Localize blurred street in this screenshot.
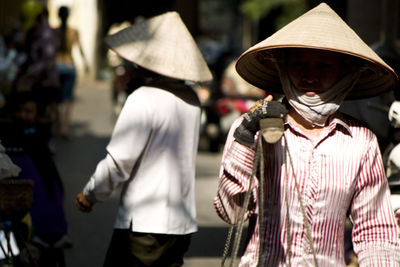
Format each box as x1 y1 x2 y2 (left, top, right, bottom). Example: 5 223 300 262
1 1 397 266
52 78 229 267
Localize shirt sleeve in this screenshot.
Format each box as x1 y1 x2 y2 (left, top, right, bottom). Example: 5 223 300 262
350 135 400 266
83 90 153 203
214 116 259 224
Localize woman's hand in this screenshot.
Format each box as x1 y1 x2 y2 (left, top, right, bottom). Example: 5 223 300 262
233 94 287 147
75 191 94 213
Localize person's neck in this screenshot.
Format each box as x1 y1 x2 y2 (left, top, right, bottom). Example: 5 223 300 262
287 108 326 139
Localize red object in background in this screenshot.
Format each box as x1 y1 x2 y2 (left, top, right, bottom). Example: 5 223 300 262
216 97 252 116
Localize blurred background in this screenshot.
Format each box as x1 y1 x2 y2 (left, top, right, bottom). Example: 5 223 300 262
0 1 399 266
1 0 398 77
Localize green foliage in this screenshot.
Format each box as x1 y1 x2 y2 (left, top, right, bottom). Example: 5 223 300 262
241 0 308 28
275 1 308 29
241 0 282 22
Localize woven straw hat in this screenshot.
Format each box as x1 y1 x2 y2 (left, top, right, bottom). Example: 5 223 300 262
104 12 212 83
236 3 398 99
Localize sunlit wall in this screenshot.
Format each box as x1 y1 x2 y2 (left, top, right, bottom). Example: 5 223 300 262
48 0 98 79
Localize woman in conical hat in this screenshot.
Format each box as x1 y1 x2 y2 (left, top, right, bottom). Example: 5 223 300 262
75 12 212 267
214 3 399 266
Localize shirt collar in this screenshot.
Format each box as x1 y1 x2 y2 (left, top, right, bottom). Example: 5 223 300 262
284 111 353 138
327 112 352 137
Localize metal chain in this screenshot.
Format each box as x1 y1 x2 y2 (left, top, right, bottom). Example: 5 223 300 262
230 140 262 267
221 139 262 267
221 225 234 266
221 134 319 267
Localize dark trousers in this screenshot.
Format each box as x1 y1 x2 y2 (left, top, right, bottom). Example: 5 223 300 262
103 229 191 267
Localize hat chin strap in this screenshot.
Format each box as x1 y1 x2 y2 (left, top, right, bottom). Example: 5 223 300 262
277 65 362 127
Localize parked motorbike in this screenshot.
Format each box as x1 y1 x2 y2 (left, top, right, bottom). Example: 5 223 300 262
388 173 400 236
384 101 400 236
196 57 270 152
196 85 262 152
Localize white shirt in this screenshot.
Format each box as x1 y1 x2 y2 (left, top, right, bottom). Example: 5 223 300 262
83 82 201 235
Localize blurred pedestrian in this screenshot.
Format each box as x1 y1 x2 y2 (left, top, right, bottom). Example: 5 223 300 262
214 3 399 266
0 34 19 108
14 7 60 127
75 12 212 267
0 91 69 266
55 5 89 138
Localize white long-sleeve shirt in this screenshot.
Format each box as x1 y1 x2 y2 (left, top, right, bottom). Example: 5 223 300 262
83 81 201 235
214 112 400 266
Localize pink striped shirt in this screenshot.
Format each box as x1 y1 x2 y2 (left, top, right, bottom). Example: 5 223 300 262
214 112 400 266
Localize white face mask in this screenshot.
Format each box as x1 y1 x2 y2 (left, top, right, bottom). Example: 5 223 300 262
277 64 362 127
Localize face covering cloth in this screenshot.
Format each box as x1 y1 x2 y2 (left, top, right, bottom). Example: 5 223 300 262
276 63 362 127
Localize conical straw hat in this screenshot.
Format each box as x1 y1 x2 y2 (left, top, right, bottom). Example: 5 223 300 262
104 12 212 83
236 3 398 99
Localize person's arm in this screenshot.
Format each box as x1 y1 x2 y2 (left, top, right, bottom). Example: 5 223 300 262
214 98 287 224
76 90 152 210
213 116 259 224
350 135 400 266
73 29 89 73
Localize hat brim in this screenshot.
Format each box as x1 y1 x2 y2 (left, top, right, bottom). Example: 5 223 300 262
236 45 398 99
235 3 399 100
